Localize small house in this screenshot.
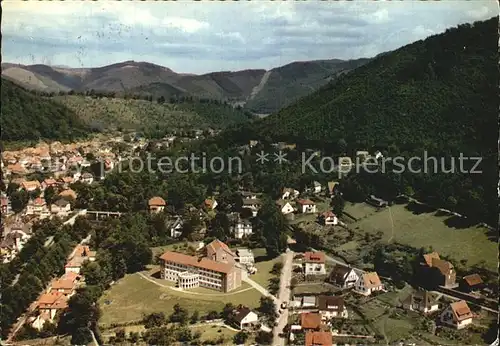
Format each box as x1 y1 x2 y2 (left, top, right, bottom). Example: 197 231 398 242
303 251 326 276
460 274 484 293
277 200 295 215
302 296 317 308
421 252 456 288
51 199 71 216
305 331 333 346
313 181 322 194
231 218 253 239
297 199 317 214
81 172 94 184
233 306 259 330
235 248 254 266
148 196 166 213
282 188 299 200
316 295 348 320
402 290 440 314
318 211 338 226
21 180 42 192
328 265 359 289
300 312 322 331
205 239 236 264
440 300 473 329
203 198 218 211
366 195 388 207
354 272 383 296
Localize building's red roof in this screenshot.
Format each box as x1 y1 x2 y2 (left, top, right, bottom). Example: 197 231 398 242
160 251 234 274
304 251 325 264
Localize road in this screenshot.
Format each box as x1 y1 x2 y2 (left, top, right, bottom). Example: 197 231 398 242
272 249 294 346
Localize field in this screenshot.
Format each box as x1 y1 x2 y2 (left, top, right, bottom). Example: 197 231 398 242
251 248 282 288
99 269 263 328
343 203 496 271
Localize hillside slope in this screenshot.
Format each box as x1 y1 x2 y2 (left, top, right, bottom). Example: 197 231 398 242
222 17 499 224
53 95 252 133
245 58 370 113
0 78 90 141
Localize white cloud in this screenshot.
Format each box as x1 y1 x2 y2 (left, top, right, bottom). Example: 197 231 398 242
1 1 498 74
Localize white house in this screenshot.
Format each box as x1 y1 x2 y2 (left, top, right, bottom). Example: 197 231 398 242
231 218 253 239
236 248 255 266
297 199 317 214
402 290 440 314
319 211 338 226
282 188 299 200
233 307 259 330
278 201 295 215
329 265 359 289
440 300 473 329
317 295 348 320
51 199 72 217
170 217 183 238
242 199 261 217
355 272 384 296
313 181 322 194
303 252 326 276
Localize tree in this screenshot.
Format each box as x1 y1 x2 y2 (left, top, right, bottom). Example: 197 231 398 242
170 303 189 325
222 303 235 323
255 331 273 344
144 312 167 329
257 197 287 257
44 186 57 205
190 310 200 324
10 190 29 213
270 262 284 275
233 331 249 344
206 310 219 320
258 296 277 321
331 194 345 216
157 96 166 104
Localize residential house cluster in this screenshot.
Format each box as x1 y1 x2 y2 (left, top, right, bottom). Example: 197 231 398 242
28 243 96 330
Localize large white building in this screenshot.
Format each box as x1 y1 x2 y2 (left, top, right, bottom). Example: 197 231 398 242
160 251 242 292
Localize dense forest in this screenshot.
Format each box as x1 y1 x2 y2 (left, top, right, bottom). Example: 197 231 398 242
0 79 91 141
209 17 499 225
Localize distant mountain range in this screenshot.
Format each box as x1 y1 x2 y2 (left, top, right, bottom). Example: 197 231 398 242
1 58 370 113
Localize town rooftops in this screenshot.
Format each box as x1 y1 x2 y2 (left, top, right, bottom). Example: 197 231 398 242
43 178 58 186
305 331 333 346
463 274 483 287
22 180 41 190
300 312 322 329
37 291 68 310
54 199 70 207
31 197 46 206
297 199 315 205
450 300 473 321
304 251 325 264
160 251 234 274
361 272 382 289
148 196 166 206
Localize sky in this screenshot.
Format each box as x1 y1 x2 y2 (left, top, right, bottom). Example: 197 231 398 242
2 0 499 74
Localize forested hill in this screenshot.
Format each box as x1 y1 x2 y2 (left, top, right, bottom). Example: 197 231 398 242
215 17 499 224
1 78 90 141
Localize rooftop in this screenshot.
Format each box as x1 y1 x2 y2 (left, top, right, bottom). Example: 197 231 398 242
160 251 234 274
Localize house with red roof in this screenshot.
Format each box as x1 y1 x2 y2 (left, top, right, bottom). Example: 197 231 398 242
297 199 317 214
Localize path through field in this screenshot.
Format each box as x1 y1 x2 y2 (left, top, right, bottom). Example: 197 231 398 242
248 70 272 101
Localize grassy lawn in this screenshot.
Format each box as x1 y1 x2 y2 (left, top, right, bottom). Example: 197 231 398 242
348 203 496 270
251 248 282 288
343 202 379 220
99 272 262 327
191 325 238 345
